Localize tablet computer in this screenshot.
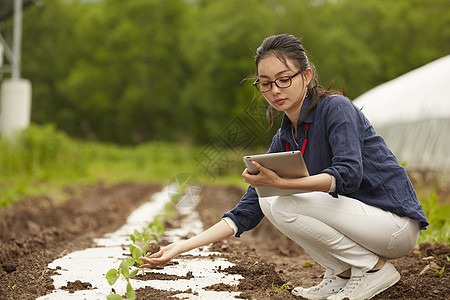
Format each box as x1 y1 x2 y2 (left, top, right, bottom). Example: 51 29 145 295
242 150 309 197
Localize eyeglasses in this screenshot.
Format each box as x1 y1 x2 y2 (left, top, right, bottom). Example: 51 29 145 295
253 71 301 93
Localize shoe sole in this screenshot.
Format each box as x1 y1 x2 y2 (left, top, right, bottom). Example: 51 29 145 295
364 270 401 300
292 287 336 299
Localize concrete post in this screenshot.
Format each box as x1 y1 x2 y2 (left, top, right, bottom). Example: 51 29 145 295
0 79 32 138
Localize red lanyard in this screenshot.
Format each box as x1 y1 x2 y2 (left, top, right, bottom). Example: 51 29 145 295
286 122 309 155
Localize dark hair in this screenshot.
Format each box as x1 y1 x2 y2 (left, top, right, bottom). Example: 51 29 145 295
255 34 342 127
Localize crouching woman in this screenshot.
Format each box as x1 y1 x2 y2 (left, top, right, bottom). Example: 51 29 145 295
140 34 428 300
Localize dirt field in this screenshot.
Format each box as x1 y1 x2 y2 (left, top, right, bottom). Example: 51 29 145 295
0 182 448 299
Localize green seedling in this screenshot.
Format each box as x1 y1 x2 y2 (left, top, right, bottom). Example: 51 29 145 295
272 278 292 293
105 243 149 299
106 241 154 298
130 217 165 243
130 242 152 275
106 294 124 300
275 282 292 293
105 186 183 299
7 284 17 291
106 257 138 300
430 266 445 278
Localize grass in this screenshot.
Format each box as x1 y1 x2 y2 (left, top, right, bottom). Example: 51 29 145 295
0 124 246 206
0 124 448 245
418 192 450 245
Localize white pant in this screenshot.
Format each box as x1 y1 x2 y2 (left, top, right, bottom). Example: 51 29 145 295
259 192 420 274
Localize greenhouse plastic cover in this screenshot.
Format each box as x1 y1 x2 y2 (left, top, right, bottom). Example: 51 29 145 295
353 55 450 173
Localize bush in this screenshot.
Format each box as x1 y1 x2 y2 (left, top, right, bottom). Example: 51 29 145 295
419 193 450 245
0 124 88 206
1 124 87 176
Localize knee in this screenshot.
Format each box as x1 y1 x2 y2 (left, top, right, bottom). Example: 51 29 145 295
270 195 301 224
258 196 274 218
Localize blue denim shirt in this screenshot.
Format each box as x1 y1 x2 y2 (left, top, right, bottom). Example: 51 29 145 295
223 94 428 237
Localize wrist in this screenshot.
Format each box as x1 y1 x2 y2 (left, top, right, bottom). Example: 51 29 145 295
277 177 288 189
175 240 191 254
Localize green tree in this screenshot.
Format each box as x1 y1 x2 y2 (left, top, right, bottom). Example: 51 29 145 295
298 0 450 98
179 0 278 144
21 0 88 133
60 0 189 143
18 0 450 145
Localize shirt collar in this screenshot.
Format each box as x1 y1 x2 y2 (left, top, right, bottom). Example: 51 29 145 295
280 96 314 130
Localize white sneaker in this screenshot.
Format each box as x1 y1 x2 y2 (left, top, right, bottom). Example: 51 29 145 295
292 269 348 299
327 262 400 300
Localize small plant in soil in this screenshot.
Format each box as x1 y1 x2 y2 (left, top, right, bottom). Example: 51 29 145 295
106 242 151 300
430 266 445 278
272 278 292 293
130 216 165 243
105 185 183 299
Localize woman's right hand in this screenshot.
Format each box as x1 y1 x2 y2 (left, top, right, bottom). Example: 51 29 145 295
138 219 235 269
139 242 184 269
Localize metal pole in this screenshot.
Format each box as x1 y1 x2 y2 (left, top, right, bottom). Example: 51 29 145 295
0 33 14 64
12 0 23 79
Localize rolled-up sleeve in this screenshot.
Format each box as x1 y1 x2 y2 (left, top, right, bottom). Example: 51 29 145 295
222 217 238 235
222 186 264 237
321 97 365 196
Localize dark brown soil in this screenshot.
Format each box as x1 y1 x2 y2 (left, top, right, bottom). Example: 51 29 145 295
0 183 449 299
134 271 194 281
60 280 94 293
0 182 162 299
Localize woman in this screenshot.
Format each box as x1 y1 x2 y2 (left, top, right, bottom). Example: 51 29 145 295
140 34 428 300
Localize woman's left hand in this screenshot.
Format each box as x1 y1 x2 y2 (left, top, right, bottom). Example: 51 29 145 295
242 161 282 188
